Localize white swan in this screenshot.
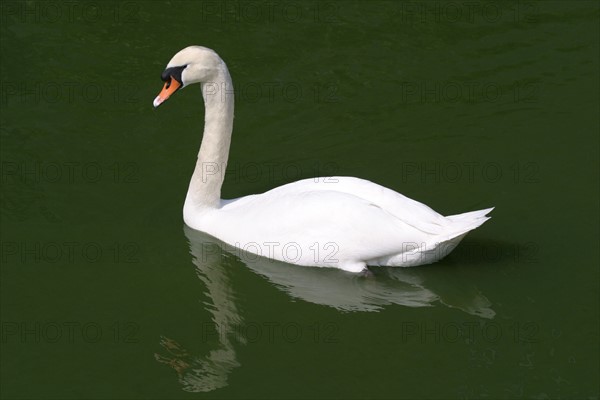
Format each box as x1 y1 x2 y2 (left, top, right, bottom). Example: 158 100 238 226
154 46 493 273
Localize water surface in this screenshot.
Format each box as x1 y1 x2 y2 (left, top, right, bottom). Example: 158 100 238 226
1 1 598 398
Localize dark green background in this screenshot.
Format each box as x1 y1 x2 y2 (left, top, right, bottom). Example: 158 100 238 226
1 0 598 398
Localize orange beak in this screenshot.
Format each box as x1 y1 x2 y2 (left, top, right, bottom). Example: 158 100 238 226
153 77 182 108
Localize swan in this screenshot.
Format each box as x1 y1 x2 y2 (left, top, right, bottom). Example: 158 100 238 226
154 45 493 273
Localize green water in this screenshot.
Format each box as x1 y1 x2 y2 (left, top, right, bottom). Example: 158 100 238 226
1 0 598 398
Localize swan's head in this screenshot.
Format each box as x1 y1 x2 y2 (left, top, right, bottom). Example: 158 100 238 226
153 46 223 108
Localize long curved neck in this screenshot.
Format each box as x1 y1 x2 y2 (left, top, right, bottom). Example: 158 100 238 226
186 63 234 209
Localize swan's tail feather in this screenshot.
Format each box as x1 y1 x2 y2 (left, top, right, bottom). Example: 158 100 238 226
380 207 494 267
440 207 494 242
446 207 494 223
427 208 493 264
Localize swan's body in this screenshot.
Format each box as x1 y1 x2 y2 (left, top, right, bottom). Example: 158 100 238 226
154 46 493 273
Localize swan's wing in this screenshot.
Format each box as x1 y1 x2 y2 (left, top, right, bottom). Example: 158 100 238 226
213 189 434 265
293 177 493 238
223 177 448 234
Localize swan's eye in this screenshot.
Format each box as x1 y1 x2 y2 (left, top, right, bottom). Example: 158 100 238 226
161 65 187 84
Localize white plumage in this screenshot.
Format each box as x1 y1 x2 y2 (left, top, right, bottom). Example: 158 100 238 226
154 46 493 273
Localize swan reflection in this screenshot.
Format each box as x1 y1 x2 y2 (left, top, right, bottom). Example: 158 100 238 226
184 226 495 317
154 227 245 392
156 226 495 392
